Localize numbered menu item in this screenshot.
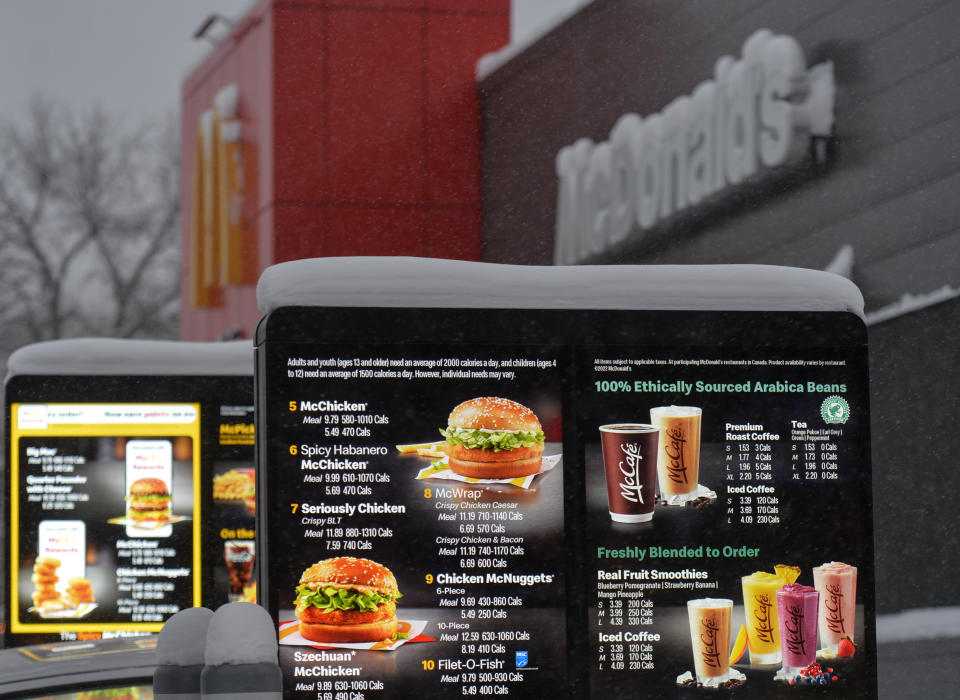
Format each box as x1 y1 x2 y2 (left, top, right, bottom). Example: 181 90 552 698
255 257 876 699
258 335 568 698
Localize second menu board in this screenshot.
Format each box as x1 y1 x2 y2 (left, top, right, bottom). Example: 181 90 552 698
256 308 876 699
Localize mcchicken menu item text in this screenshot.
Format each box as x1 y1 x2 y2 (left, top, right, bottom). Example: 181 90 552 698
256 300 877 699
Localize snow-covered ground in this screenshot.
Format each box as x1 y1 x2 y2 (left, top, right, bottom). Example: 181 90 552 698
877 606 960 643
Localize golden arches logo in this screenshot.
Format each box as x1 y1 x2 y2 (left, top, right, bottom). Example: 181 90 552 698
190 84 254 307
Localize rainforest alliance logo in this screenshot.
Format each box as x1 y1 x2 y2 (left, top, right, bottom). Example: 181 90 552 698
821 396 850 424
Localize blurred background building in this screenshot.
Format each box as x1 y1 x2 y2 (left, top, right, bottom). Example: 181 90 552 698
178 0 960 620
0 0 956 695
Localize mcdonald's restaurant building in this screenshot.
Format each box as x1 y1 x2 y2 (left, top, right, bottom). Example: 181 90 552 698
180 0 510 337
181 0 960 613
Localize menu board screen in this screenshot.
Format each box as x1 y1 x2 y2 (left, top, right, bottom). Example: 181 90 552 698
257 308 875 699
260 342 569 696
581 346 873 697
4 372 256 648
8 403 201 638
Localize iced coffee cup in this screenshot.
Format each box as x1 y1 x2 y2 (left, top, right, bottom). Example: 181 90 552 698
598 424 659 523
649 406 701 502
777 583 819 672
687 598 732 684
813 561 857 650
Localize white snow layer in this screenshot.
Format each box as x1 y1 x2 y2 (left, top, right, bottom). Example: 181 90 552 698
157 607 214 666
877 606 960 643
865 285 960 326
180 0 260 83
256 257 864 318
205 602 278 666
6 338 253 378
477 0 596 81
823 244 854 280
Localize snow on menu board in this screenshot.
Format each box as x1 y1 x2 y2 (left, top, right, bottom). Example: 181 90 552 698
255 257 864 315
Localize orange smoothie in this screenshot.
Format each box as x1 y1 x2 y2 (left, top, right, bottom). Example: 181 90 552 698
741 570 789 665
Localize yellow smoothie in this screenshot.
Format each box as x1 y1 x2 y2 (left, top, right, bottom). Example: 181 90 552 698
741 570 789 665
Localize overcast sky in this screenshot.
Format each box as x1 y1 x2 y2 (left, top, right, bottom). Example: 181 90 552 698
0 0 581 126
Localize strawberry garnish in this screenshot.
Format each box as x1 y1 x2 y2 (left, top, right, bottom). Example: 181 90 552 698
837 636 857 657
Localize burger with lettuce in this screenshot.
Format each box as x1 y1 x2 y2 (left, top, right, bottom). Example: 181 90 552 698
295 557 401 642
126 477 171 524
441 396 545 479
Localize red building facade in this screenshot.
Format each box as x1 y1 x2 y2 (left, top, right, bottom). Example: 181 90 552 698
180 0 509 339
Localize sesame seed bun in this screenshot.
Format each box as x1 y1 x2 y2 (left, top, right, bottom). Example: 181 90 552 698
298 557 399 598
445 397 544 479
295 558 400 643
128 477 169 496
447 397 542 433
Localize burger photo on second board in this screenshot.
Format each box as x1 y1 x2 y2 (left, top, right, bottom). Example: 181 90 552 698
295 557 402 642
125 477 172 524
441 397 545 479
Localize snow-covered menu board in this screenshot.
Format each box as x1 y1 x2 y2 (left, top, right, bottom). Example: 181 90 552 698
256 301 876 699
4 340 256 647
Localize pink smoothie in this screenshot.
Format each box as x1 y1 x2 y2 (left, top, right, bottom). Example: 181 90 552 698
813 561 857 649
777 583 819 670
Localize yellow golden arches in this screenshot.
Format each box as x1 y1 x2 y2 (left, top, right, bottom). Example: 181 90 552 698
189 84 250 308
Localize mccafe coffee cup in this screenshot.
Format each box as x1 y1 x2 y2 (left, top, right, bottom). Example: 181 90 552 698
598 424 659 523
649 405 702 500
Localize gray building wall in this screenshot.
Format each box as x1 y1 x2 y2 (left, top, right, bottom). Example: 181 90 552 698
868 297 960 612
479 0 960 614
479 0 960 312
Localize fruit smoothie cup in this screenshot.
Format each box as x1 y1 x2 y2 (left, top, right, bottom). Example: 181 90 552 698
813 561 857 650
777 583 819 672
741 571 786 664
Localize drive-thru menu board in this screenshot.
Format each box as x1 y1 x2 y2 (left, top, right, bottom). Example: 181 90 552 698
8 402 202 638
4 340 256 647
256 303 876 700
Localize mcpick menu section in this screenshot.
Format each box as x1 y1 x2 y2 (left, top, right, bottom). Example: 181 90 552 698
257 308 876 699
7 402 202 642
209 402 258 606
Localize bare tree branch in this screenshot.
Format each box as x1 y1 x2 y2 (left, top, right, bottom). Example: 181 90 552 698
0 97 180 354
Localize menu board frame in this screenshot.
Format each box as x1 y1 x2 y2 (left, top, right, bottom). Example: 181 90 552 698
255 306 876 699
3 373 255 647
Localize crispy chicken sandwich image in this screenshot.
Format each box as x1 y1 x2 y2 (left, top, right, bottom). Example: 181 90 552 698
126 477 172 524
441 396 545 478
295 557 401 643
